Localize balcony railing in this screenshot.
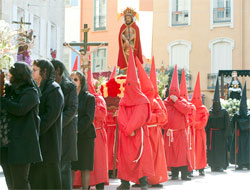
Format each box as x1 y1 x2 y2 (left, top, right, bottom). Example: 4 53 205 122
213 7 231 23
172 10 189 26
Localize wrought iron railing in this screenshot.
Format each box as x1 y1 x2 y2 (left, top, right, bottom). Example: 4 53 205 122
213 7 231 23
172 10 189 26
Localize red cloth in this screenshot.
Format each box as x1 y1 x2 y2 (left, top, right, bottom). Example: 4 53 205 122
105 110 117 170
72 56 78 71
117 22 143 70
194 105 209 170
117 104 154 183
73 95 109 187
163 98 192 168
147 99 168 184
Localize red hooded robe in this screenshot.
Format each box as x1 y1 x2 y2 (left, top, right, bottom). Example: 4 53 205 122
191 73 209 170
163 65 192 168
117 47 154 183
117 22 143 70
136 57 168 185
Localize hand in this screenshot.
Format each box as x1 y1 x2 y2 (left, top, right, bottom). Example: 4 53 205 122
170 95 178 102
63 42 69 46
130 131 135 136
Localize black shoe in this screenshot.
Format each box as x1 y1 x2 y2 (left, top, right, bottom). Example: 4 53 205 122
151 184 163 188
199 169 205 176
117 184 130 190
132 184 140 187
181 176 192 181
171 176 178 180
188 171 194 177
236 166 243 170
141 185 149 190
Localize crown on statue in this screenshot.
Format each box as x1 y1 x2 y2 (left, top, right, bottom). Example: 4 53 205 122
123 7 137 17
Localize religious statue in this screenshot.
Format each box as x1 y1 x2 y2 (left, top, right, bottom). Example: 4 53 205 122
117 7 143 73
64 42 104 73
228 71 242 100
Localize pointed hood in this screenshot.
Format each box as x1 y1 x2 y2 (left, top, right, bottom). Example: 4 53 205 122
87 62 97 96
109 65 117 80
136 57 154 104
150 56 159 98
169 65 180 97
239 82 248 116
212 77 221 112
119 47 149 106
180 68 188 101
191 72 202 107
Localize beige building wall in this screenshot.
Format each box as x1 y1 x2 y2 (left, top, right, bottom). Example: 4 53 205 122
152 0 250 107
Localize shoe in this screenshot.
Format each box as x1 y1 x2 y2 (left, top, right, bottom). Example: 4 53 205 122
236 166 243 170
181 176 192 181
132 184 140 187
188 171 194 177
217 168 224 172
117 184 130 190
141 185 149 190
199 169 205 176
151 184 163 188
171 176 178 180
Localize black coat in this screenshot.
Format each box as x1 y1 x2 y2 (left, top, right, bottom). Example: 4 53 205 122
39 80 64 163
206 108 230 169
1 85 42 164
60 78 78 161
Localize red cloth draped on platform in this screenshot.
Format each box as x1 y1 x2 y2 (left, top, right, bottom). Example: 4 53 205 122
136 57 168 184
117 22 143 70
117 47 154 183
163 65 192 168
191 73 209 170
73 65 109 188
180 69 196 171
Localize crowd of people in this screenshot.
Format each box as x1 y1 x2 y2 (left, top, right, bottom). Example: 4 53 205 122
0 48 250 190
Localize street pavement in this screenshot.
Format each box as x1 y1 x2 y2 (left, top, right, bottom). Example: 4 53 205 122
0 165 249 190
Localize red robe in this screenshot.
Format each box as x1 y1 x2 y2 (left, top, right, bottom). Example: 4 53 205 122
147 99 168 184
194 105 209 170
163 98 192 168
187 103 196 170
73 95 109 187
117 22 143 70
117 104 154 183
105 109 117 171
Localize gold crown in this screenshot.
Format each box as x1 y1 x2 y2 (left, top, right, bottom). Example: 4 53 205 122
123 7 137 17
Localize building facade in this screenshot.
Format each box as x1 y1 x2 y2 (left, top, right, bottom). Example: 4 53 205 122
0 0 65 61
152 0 250 106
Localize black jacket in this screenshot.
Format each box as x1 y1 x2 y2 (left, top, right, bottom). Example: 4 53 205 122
60 78 78 161
39 80 64 163
78 90 96 138
1 85 42 164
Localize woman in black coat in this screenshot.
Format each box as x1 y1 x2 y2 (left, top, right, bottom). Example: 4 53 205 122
0 62 42 189
29 59 64 189
71 71 96 190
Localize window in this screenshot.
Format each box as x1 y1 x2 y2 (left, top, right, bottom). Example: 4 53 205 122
50 23 57 51
209 38 234 74
92 48 107 72
169 0 191 26
210 0 233 29
93 0 107 31
33 16 40 55
17 7 25 22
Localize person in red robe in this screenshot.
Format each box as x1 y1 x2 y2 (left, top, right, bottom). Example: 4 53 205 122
180 69 196 177
163 65 192 181
73 64 109 189
117 7 143 72
191 73 209 176
135 57 168 187
117 47 154 190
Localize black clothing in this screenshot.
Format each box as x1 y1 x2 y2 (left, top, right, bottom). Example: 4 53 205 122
72 89 96 171
1 85 42 164
60 78 78 162
206 109 230 170
228 79 242 100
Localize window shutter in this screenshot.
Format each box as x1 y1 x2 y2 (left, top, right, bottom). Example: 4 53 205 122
56 26 61 59
47 21 51 58
12 6 18 29
40 18 47 57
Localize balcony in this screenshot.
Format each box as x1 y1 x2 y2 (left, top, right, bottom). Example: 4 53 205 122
213 7 231 23
172 10 189 26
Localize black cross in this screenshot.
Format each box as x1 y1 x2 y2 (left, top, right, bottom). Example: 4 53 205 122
12 17 31 30
64 24 108 52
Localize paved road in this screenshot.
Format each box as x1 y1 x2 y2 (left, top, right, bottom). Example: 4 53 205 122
0 165 249 190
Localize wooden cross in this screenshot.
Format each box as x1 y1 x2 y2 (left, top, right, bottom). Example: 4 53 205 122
12 17 31 31
64 24 108 52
